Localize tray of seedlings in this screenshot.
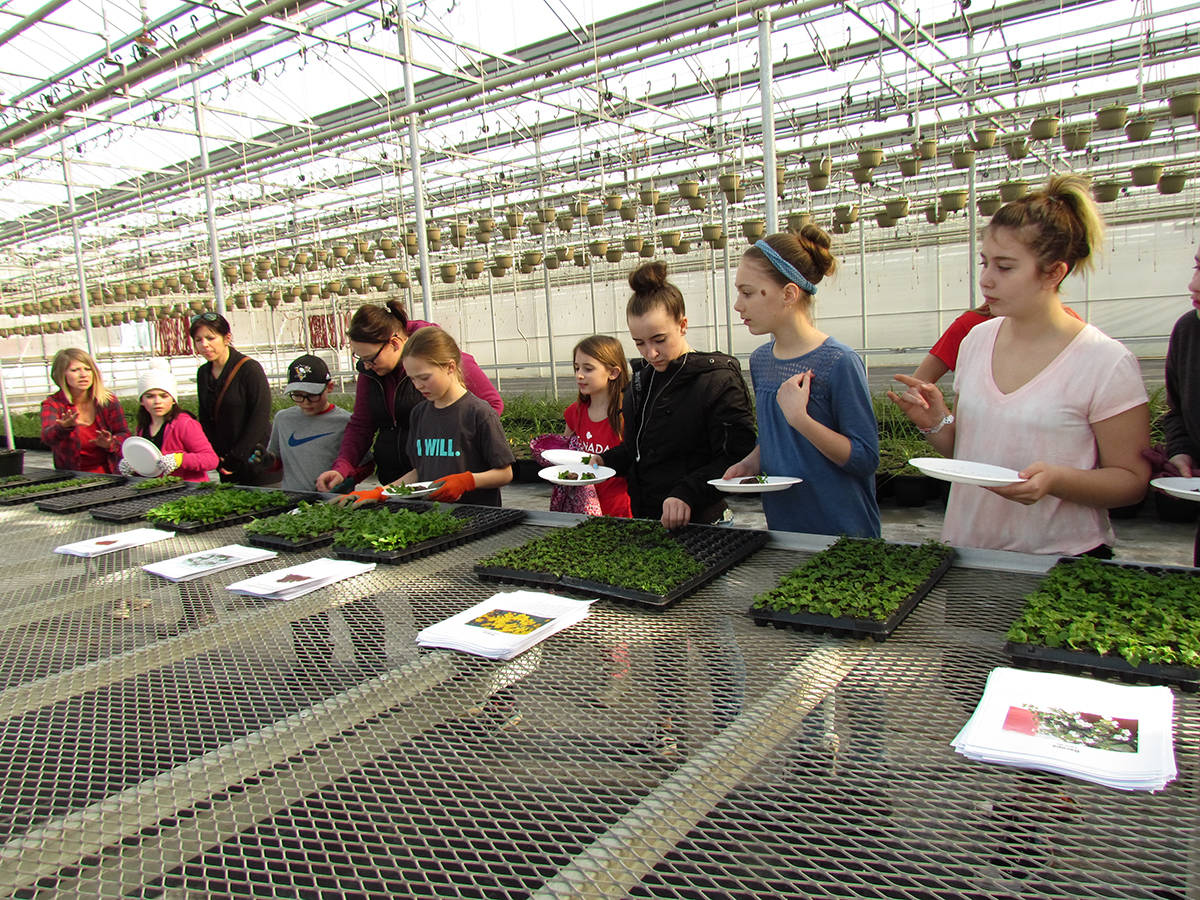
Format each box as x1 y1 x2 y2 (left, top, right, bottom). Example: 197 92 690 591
141 484 301 534
0 473 125 506
1005 556 1200 691
36 475 190 513
244 500 361 552
0 469 73 490
748 537 955 641
475 516 769 608
331 503 526 564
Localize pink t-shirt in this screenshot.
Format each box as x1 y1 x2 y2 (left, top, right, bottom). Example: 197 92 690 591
944 318 1147 555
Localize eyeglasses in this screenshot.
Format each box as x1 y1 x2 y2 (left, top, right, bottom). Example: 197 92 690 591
189 312 222 325
289 391 323 403
352 337 394 367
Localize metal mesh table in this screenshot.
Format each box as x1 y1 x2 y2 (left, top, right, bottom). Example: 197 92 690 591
0 504 1194 898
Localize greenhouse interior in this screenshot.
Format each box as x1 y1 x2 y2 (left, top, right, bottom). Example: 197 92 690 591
0 0 1197 896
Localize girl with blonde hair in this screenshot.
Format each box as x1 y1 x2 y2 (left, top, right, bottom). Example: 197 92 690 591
40 348 129 473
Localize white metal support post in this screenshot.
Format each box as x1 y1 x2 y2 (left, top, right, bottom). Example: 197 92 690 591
398 3 433 320
717 92 734 355
534 135 558 399
758 8 778 234
60 137 96 354
486 268 501 387
191 63 225 315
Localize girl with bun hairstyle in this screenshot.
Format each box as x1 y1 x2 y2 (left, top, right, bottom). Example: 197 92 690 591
316 300 503 492
40 348 129 473
723 227 880 537
889 174 1150 556
598 261 756 528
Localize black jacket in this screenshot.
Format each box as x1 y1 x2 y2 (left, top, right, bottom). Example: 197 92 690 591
604 350 756 523
197 346 273 485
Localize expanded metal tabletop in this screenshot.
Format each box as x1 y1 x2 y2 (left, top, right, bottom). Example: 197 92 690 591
0 502 1194 898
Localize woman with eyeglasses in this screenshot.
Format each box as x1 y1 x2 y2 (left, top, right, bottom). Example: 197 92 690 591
190 312 273 485
315 300 503 492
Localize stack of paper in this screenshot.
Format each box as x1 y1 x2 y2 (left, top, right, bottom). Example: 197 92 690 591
952 667 1177 792
143 544 278 582
54 527 175 558
225 558 375 601
417 590 595 660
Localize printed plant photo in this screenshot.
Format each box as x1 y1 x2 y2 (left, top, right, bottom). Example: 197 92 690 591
1002 705 1139 753
181 552 236 570
467 609 553 636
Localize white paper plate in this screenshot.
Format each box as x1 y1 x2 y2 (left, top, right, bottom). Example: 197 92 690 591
538 464 616 486
909 457 1026 487
541 448 596 466
383 481 439 498
1151 477 1200 503
707 475 803 493
122 436 163 476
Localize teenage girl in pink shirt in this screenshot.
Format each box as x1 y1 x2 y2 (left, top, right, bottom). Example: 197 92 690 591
889 174 1150 556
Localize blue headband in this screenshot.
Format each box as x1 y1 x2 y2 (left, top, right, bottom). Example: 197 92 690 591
754 239 818 295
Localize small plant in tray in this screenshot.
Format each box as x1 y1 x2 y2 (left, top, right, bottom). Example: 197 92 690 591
245 501 359 541
332 506 463 552
146 484 291 526
130 475 185 492
0 475 109 500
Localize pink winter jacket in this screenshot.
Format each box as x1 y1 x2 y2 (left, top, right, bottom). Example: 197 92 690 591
140 413 219 482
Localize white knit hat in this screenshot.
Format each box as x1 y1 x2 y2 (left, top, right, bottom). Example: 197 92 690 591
137 360 178 400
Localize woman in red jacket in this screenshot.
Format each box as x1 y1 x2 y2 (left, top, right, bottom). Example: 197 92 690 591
40 348 129 473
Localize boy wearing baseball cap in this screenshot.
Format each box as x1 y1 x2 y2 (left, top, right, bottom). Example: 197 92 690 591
252 354 371 492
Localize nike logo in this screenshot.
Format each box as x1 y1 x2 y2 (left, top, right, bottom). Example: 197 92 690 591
288 431 334 446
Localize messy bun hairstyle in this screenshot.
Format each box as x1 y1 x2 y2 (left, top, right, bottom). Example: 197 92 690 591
348 299 409 344
988 173 1103 284
626 260 686 322
743 225 838 301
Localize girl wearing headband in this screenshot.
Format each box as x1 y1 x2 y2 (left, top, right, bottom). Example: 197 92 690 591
723 228 880 536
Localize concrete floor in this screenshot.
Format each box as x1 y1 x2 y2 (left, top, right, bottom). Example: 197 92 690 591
18 447 1196 568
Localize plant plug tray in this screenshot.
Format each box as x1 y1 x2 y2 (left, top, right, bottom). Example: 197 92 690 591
142 486 308 534
333 504 525 564
0 473 124 506
36 477 190 513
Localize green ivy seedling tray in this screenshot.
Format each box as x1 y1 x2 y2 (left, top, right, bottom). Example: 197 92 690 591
0 468 72 490
332 504 525 564
36 478 190 514
1005 556 1200 691
90 483 205 523
748 542 955 642
0 473 125 506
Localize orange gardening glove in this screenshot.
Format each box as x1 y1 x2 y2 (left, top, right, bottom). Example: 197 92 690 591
429 471 475 502
330 485 385 508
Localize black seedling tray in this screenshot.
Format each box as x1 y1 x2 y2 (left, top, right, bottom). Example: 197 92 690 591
333 504 525 564
0 473 125 506
0 468 71 489
1003 556 1200 691
1004 641 1199 692
130 488 315 534
90 483 205 523
476 521 769 609
748 546 955 642
36 479 190 513
246 498 452 553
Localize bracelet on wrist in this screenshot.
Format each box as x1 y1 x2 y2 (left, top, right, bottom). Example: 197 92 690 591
919 413 955 435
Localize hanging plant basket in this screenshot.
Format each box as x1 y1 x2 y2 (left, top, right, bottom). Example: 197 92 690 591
977 196 1003 216
786 212 812 232
573 200 589 218
605 194 625 211
587 207 606 226
875 212 897 228
677 180 700 200
368 274 387 290
477 216 496 232
1003 136 1029 160
687 195 707 211
519 262 533 275
538 206 556 223
999 180 1028 202
940 189 969 211
730 187 747 202
808 157 833 177
1157 172 1188 194
1029 115 1060 140
898 156 921 177
925 204 947 225
439 263 459 283
639 189 659 207
619 205 638 222
1130 163 1164 187
574 253 591 267
505 210 521 228
970 127 998 150
775 164 787 197
1091 181 1122 203
555 245 575 261
719 172 742 193
702 224 724 242
605 248 624 263
806 174 830 191
1125 118 1153 141
490 265 507 278
250 292 267 308
951 148 975 169
673 239 692 254
623 236 645 252
543 256 559 270
857 147 884 168
346 276 363 291
884 198 910 218
833 204 859 224
851 166 874 185
494 253 513 269
1095 105 1128 130
1060 124 1092 151
500 225 516 240
659 231 680 249
332 244 350 260
389 271 408 287
711 236 727 250
913 139 938 160
522 250 544 267
1168 92 1200 118
653 199 672 216
832 222 853 234
527 218 547 236
742 219 766 240
475 227 493 244
589 240 609 257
